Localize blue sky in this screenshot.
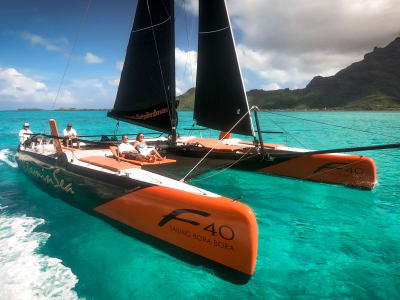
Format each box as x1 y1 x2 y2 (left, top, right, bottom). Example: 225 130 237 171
0 0 399 110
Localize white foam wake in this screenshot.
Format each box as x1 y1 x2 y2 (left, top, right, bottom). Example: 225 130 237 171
0 214 79 299
0 149 18 168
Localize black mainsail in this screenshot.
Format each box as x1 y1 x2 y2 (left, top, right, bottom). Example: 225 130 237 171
194 0 255 136
108 0 176 134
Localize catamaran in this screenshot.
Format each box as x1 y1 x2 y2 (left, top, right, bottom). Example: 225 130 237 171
15 0 400 276
15 0 260 276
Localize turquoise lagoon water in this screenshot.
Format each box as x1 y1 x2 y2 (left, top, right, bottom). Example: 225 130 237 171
0 110 399 299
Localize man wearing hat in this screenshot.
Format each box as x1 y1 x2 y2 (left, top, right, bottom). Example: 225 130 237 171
19 123 33 145
63 123 80 148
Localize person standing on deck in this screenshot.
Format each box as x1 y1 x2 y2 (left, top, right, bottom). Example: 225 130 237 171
19 123 32 144
63 123 80 148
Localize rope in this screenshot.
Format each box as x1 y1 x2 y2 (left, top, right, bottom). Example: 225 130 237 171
188 147 253 183
180 108 254 182
263 113 309 149
114 121 120 137
264 111 400 141
52 0 92 109
145 0 172 121
182 0 196 88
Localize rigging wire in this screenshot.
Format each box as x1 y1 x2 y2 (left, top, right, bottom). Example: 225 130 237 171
181 108 254 182
264 111 400 141
188 147 254 183
261 112 310 149
51 0 92 110
145 0 172 121
113 121 120 138
181 0 196 88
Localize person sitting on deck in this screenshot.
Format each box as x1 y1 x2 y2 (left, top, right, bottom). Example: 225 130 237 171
63 123 81 149
134 133 165 161
118 135 150 162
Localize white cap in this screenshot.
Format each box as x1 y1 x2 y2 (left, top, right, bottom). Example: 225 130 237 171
24 123 30 127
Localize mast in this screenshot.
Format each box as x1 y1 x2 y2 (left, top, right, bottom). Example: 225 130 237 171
169 0 177 144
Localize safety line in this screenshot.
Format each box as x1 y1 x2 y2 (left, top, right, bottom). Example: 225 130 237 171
180 108 254 182
52 0 92 110
264 111 400 140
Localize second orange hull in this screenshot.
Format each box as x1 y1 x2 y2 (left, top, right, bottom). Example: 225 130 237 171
257 154 376 189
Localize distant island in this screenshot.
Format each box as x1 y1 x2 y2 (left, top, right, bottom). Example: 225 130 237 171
178 37 400 111
55 107 110 111
16 107 110 111
17 108 45 111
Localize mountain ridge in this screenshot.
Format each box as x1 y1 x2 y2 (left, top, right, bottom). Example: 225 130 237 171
178 37 400 110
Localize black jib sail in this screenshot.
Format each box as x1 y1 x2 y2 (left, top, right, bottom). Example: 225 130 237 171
194 0 254 136
108 0 176 134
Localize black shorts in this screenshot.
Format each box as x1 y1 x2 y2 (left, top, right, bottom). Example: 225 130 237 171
63 137 78 146
125 152 147 161
125 152 139 160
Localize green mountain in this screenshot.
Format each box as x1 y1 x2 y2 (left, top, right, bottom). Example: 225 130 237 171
176 87 195 110
178 37 400 111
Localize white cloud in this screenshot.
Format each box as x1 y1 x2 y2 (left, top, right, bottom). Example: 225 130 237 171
108 78 120 87
179 0 400 90
0 67 76 106
0 67 46 99
0 66 117 108
21 32 61 51
84 52 104 64
64 78 117 107
228 0 400 89
68 78 107 95
237 43 365 88
177 0 198 15
175 48 197 95
262 83 281 91
116 61 124 71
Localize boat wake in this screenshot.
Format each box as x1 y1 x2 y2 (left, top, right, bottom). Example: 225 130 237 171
0 210 79 300
0 149 18 168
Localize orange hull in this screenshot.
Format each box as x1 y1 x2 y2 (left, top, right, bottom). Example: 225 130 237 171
258 154 376 189
94 186 258 275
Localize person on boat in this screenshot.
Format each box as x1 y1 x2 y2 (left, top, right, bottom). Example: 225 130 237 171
134 133 165 161
19 123 33 145
118 135 149 161
63 123 80 149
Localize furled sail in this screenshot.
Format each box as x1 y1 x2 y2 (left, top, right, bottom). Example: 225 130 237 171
194 0 254 136
108 0 176 134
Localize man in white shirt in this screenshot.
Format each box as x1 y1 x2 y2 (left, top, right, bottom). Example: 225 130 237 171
118 135 147 161
19 123 33 145
63 123 80 148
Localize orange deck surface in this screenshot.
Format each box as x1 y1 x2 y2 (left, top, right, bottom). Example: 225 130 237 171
238 141 283 149
186 138 252 151
79 156 140 171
